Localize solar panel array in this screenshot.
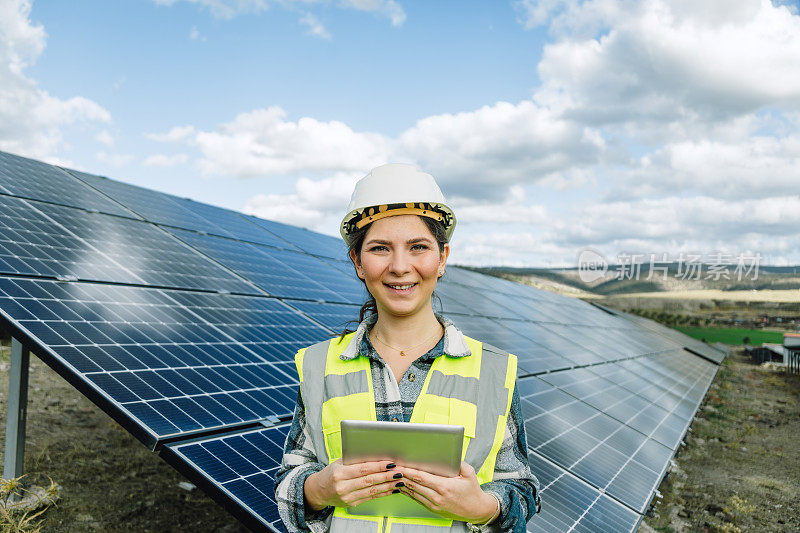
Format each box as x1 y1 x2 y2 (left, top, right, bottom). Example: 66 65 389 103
0 150 726 532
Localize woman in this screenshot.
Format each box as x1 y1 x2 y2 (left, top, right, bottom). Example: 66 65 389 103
275 164 539 532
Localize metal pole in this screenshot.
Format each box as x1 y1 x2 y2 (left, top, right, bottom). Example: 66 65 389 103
4 337 30 492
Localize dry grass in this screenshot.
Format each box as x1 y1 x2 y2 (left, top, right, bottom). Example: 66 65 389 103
595 289 800 303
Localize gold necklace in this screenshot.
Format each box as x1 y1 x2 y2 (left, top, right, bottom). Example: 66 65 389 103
372 326 443 357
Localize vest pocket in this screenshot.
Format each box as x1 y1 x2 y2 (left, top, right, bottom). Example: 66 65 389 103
423 411 449 425
323 425 342 462
423 399 476 462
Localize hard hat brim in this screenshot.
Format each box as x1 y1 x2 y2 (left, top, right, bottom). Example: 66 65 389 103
340 202 456 246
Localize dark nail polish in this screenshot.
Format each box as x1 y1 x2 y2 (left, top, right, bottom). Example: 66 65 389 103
393 473 403 479
392 489 400 494
395 481 405 487
386 463 396 469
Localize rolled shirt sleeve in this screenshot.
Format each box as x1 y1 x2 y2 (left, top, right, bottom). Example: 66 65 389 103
274 390 333 533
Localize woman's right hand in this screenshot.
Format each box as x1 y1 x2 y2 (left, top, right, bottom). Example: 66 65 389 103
304 459 402 510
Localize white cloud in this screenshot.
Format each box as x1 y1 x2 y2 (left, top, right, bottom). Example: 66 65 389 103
165 99 602 202
340 0 406 26
451 186 551 226
154 0 406 26
449 195 800 267
96 151 135 167
143 153 189 167
513 0 569 30
146 125 196 142
0 0 110 160
243 171 361 231
397 100 605 198
612 130 800 201
95 130 114 146
189 25 206 41
153 0 270 19
450 231 572 267
299 12 331 40
191 106 391 178
533 0 800 132
550 195 800 249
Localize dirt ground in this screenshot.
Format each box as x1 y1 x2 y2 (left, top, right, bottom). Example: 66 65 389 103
641 348 800 533
1 340 798 532
0 341 250 532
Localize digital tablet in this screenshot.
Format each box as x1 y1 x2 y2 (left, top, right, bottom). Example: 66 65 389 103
341 419 463 518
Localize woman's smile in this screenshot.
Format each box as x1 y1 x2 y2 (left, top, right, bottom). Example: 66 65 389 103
383 281 418 294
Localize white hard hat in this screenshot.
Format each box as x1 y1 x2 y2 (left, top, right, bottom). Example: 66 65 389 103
340 163 456 245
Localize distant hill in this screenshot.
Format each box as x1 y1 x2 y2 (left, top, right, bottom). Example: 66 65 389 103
466 264 800 297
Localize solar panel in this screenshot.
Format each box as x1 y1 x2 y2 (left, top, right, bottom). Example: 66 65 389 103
526 453 640 533
244 214 347 260
281 300 360 332
0 194 133 281
162 423 291 533
437 281 521 318
164 228 363 304
0 151 134 217
0 276 329 447
519 373 675 513
65 168 239 236
605 307 728 364
0 149 724 532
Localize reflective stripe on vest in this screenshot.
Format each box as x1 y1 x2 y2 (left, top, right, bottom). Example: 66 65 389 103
295 334 517 533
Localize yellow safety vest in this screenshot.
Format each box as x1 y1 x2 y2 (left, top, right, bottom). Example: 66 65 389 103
295 332 517 533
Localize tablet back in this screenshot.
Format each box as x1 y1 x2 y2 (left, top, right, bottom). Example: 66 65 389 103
341 420 463 518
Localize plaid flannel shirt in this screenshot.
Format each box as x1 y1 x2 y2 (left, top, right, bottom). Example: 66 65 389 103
274 315 540 532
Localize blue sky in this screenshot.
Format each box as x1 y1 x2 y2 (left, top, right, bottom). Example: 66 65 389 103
2 0 800 268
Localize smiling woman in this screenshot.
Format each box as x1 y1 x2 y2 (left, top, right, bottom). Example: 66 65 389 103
356 215 448 321
274 164 540 532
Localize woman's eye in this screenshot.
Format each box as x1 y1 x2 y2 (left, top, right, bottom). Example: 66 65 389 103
368 245 388 252
411 243 429 251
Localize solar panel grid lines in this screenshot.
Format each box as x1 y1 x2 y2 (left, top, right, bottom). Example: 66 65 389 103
611 310 728 364
443 312 684 378
518 371 678 513
572 352 716 450
0 276 331 447
174 196 304 251
36 201 261 294
279 299 361 333
66 166 345 261
0 193 265 295
163 227 362 305
257 246 365 304
0 194 134 282
525 452 641 533
0 151 135 218
436 281 524 319
162 423 291 533
541 323 629 363
63 167 234 236
243 213 347 261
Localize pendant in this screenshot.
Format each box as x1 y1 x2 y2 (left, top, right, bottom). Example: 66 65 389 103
400 350 406 356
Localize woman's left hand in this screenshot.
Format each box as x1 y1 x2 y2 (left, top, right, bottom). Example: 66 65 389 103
393 461 498 523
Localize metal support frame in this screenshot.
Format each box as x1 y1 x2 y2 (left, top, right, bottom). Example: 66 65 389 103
4 337 30 492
